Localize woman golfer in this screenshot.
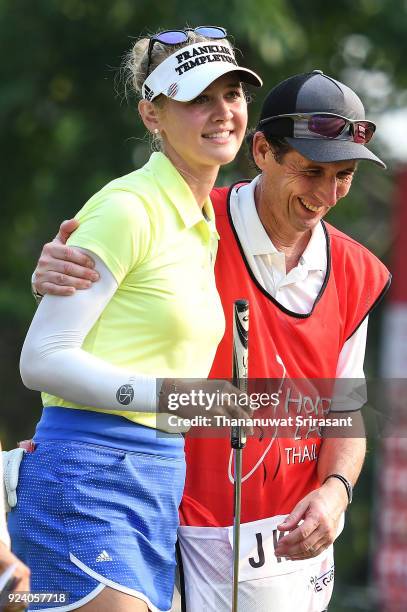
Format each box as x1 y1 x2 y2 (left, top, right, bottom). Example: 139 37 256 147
9 27 261 612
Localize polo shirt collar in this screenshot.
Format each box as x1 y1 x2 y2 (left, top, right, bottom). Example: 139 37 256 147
147 152 217 234
236 175 326 271
237 176 278 256
300 222 326 271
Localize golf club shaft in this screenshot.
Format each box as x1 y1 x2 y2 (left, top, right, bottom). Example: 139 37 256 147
231 299 249 612
232 447 243 612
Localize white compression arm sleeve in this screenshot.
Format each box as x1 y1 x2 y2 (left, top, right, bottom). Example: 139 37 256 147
20 251 157 413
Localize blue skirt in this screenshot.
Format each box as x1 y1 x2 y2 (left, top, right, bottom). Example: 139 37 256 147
8 407 185 612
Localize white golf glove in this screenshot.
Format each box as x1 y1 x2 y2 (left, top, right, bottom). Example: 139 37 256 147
2 449 25 512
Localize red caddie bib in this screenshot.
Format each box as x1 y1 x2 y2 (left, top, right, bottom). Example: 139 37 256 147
181 184 391 527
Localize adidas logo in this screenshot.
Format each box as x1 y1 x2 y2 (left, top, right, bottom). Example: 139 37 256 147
96 550 112 562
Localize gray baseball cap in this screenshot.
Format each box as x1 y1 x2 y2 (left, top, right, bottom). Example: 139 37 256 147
257 70 385 168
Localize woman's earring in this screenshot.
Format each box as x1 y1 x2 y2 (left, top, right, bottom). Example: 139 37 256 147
151 128 161 152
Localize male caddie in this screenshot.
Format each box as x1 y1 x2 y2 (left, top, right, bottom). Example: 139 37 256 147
178 70 390 611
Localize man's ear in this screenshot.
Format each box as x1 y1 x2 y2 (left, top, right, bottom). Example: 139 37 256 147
252 131 272 170
138 99 162 134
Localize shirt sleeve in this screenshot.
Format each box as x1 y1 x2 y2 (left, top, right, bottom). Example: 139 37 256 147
331 317 369 412
20 252 157 413
67 190 152 284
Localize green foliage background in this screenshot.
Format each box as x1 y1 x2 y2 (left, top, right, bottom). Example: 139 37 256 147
1 1 405 609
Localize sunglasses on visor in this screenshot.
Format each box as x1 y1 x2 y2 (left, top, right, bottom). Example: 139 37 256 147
145 26 227 78
259 112 376 144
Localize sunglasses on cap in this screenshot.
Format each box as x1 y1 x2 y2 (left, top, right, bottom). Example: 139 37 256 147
259 112 376 144
146 26 227 78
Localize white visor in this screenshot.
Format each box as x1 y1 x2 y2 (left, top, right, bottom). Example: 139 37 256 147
142 41 262 102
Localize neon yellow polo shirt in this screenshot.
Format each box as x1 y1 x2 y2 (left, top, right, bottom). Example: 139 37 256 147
42 152 225 429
